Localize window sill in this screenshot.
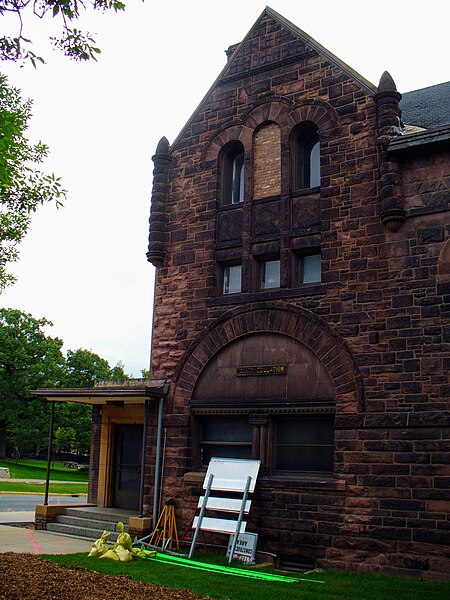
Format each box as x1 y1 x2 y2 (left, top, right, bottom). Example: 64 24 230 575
259 475 346 492
291 187 320 198
183 471 346 492
207 284 324 307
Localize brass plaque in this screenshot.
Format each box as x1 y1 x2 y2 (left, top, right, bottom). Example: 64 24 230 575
236 364 288 377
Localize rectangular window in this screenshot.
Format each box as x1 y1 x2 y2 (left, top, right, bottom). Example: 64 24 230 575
200 417 252 467
223 265 242 294
297 252 321 285
275 415 334 473
260 259 280 290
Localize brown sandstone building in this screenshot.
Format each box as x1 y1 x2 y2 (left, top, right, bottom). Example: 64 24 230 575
36 7 450 580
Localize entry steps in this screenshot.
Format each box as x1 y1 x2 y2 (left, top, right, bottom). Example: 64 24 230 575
45 507 133 542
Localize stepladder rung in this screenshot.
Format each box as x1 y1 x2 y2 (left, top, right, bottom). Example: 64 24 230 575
193 516 247 535
197 496 251 513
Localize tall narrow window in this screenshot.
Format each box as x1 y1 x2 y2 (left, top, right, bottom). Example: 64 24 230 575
297 252 321 285
222 142 245 205
291 122 320 191
223 264 242 295
260 259 280 290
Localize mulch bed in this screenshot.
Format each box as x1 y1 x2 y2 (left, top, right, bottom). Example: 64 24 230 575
0 553 212 600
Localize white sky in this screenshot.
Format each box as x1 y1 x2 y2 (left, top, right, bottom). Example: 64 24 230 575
0 0 448 376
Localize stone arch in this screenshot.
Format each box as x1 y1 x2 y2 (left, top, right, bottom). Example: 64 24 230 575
172 303 364 413
282 98 340 140
242 99 292 129
202 123 253 162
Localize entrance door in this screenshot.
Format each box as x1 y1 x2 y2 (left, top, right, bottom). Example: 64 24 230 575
112 424 143 510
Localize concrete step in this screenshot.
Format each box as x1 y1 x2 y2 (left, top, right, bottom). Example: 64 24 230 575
54 515 124 532
62 508 132 523
46 522 102 541
46 507 134 542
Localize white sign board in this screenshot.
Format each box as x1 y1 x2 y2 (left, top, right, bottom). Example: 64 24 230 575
227 532 258 564
204 458 261 492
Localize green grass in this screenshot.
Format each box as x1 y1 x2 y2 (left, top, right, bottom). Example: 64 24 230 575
0 458 88 481
45 552 450 600
0 480 87 494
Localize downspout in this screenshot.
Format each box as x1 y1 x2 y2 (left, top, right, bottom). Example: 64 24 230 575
44 401 55 506
152 395 164 529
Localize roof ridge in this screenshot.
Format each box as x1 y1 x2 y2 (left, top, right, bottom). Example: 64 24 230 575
170 7 376 151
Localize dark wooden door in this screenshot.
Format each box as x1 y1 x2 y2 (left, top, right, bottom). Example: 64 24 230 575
112 424 142 510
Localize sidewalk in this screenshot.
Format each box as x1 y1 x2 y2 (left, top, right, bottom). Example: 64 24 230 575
0 524 93 554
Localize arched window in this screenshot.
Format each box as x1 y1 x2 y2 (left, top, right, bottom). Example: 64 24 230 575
291 122 320 191
221 142 245 205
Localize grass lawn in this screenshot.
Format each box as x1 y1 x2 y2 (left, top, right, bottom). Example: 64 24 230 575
46 552 450 600
0 480 87 494
0 458 88 481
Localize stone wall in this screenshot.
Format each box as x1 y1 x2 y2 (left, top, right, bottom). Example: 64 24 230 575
147 10 449 579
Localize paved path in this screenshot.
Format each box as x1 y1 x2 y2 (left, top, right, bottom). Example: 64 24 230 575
0 525 93 554
0 494 87 513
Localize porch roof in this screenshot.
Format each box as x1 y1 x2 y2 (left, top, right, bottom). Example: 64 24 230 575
31 378 168 405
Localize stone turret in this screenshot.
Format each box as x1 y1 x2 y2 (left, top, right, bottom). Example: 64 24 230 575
374 72 405 232
147 137 172 267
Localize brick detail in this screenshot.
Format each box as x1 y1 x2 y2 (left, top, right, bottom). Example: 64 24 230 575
253 124 281 199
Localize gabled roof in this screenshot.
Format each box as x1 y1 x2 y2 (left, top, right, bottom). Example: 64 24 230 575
400 81 450 129
170 6 376 151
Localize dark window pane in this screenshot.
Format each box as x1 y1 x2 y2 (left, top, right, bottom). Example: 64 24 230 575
309 141 320 187
276 445 334 471
292 123 320 191
223 265 242 294
231 152 244 204
276 416 334 472
202 444 252 465
302 253 321 284
260 259 280 289
202 417 251 443
200 417 252 467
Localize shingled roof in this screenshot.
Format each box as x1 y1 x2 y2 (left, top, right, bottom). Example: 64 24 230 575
400 81 450 129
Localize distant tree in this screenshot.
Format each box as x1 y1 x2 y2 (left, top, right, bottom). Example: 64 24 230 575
0 74 65 290
0 0 126 65
0 309 130 456
59 349 129 454
0 308 65 456
53 426 76 452
63 348 113 388
141 368 151 378
110 360 128 380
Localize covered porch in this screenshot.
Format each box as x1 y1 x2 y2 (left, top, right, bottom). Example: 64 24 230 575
32 378 168 537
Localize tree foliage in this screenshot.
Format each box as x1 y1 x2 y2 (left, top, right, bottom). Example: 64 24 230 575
0 308 129 456
0 0 126 65
0 74 66 289
0 308 65 455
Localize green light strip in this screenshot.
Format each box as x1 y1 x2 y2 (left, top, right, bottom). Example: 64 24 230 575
142 551 325 584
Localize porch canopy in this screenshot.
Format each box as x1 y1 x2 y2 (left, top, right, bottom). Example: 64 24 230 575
32 378 168 523
32 378 168 405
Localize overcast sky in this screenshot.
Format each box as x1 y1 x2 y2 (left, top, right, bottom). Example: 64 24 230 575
0 0 447 376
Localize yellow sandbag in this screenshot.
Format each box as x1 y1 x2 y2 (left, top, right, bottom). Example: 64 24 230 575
88 530 110 557
115 521 133 552
99 549 120 561
115 544 133 562
131 547 154 558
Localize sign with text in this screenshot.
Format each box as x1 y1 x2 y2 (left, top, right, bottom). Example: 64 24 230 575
227 532 258 563
237 364 287 377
